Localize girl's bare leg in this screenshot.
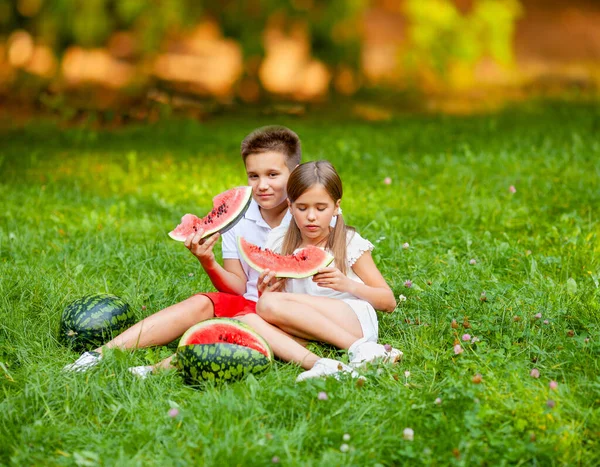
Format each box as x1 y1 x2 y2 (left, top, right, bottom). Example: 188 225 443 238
95 295 215 354
236 314 319 369
256 293 363 349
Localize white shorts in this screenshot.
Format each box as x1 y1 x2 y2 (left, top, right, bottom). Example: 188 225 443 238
342 298 378 343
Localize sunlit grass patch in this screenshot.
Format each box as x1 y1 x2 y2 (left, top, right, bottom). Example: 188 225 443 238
1 103 599 465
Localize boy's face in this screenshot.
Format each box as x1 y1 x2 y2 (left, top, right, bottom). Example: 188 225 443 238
245 151 291 210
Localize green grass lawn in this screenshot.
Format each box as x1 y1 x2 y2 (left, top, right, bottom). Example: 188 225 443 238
1 102 599 465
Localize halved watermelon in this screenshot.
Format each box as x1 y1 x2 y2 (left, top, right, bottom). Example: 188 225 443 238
168 186 252 241
176 318 272 384
237 236 334 278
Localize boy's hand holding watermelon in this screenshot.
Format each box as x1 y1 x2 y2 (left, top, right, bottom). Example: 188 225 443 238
184 229 221 267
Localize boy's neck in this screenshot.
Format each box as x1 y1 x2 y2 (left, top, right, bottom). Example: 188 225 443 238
259 200 289 229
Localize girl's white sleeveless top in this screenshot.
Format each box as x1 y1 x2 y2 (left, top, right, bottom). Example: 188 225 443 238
265 224 374 300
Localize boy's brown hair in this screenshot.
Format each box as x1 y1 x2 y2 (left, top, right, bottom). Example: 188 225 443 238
241 126 301 170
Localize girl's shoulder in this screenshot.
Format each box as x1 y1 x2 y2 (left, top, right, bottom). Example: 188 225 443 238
265 224 288 253
346 229 374 266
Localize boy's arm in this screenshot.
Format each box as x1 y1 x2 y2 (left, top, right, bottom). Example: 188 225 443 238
185 231 246 295
204 259 247 295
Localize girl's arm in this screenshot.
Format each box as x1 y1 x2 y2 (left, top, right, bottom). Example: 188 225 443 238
313 251 396 312
348 252 397 312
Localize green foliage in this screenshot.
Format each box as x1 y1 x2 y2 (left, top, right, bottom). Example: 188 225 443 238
0 102 599 464
10 0 204 52
404 0 522 78
5 0 366 67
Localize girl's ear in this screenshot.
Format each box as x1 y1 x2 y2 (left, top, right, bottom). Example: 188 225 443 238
334 199 341 216
287 199 292 210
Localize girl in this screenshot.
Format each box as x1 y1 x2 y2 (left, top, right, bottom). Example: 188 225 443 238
255 160 402 381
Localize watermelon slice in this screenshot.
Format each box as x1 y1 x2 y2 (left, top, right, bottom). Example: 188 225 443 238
176 318 272 384
237 236 334 278
168 186 253 241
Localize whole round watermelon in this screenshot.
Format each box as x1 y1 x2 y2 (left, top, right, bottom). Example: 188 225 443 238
175 318 273 385
59 293 136 352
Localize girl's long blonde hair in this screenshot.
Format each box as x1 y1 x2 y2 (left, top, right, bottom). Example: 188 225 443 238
281 160 354 274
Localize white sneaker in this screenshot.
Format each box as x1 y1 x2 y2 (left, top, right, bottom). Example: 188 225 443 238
128 365 153 379
296 358 361 383
63 351 102 372
349 338 403 368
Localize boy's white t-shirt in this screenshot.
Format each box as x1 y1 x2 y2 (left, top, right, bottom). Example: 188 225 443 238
221 199 292 302
264 224 375 300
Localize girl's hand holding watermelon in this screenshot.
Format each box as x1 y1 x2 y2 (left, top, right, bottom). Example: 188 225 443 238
257 269 286 297
312 266 353 293
184 229 221 267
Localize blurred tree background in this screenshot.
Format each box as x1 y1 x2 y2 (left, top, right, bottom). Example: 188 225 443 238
0 0 598 117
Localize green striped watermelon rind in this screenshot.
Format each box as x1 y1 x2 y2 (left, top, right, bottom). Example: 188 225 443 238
176 318 273 384
59 293 136 352
176 343 271 385
178 318 273 357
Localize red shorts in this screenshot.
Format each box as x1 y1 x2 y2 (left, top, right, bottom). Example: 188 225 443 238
197 292 257 318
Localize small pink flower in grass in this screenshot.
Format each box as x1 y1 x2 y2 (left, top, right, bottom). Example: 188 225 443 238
454 344 463 355
534 313 542 319
403 428 414 441
530 368 540 378
318 391 328 401
549 381 558 390
543 319 549 325
168 408 179 418
272 456 280 464
469 259 477 265
434 397 442 405
384 177 392 185
402 242 410 249
462 334 471 342
188 272 194 277
384 344 392 352
509 185 517 194
471 336 480 344
404 371 410 378
404 280 413 288
546 399 556 409
141 305 147 311
584 337 590 343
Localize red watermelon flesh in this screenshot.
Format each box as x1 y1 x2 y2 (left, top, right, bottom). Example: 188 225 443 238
169 186 253 241
237 236 334 279
178 318 272 359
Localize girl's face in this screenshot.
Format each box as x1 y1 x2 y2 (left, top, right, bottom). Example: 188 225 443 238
245 151 291 211
289 184 340 244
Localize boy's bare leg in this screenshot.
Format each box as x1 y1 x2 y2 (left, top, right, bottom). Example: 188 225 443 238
94 294 215 354
257 293 363 349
